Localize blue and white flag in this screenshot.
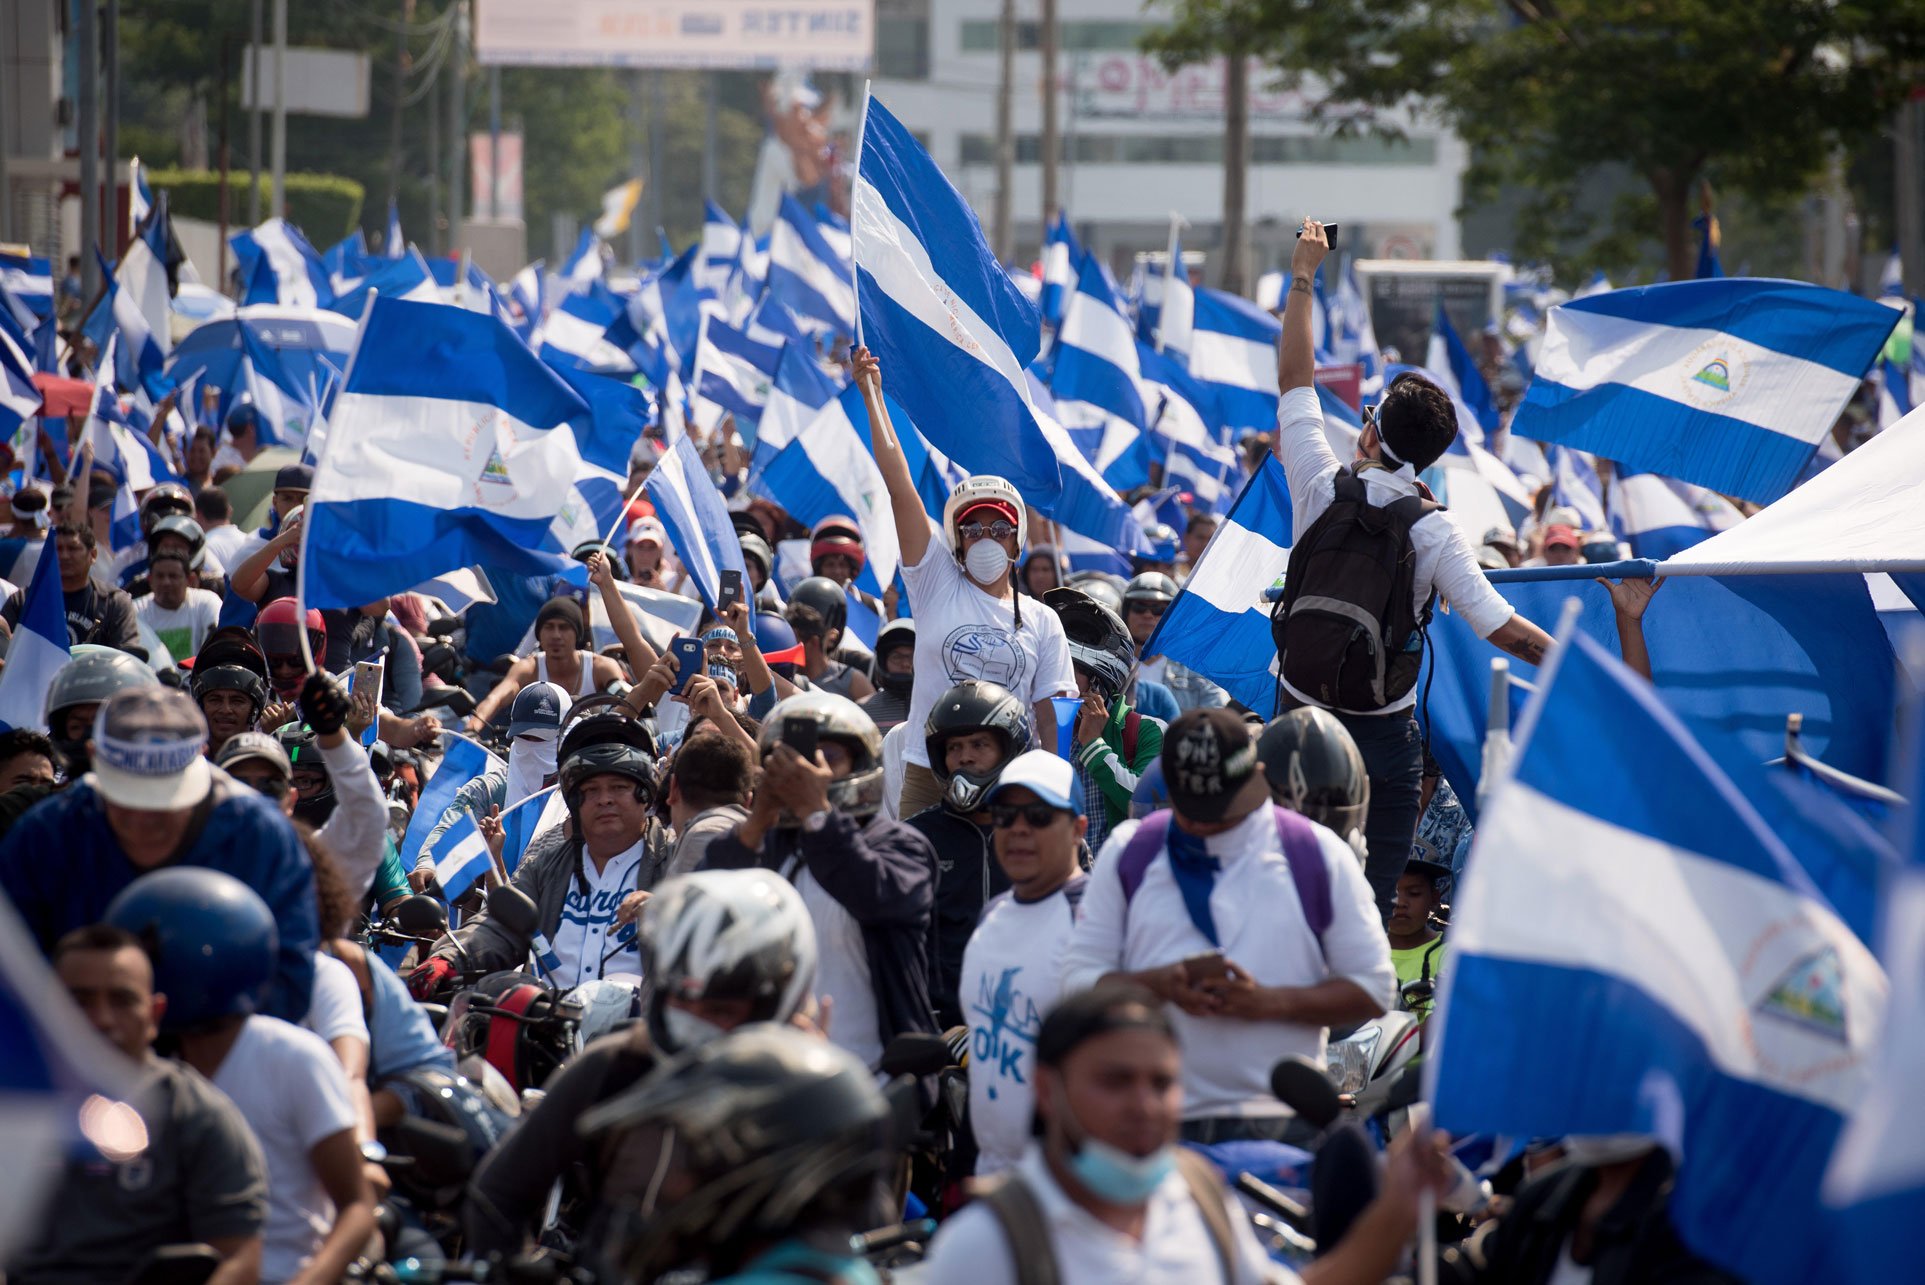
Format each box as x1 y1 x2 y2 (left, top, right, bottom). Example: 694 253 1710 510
1428 303 1499 436
1039 212 1079 328
1190 286 1281 433
752 339 843 478
507 259 547 335
384 198 406 259
322 230 372 298
559 228 603 290
691 318 775 435
326 248 441 318
1141 344 1237 514
769 195 855 336
1547 445 1608 533
231 218 332 308
402 734 501 866
0 252 53 319
107 193 176 399
1051 252 1151 484
758 382 906 597
644 434 749 610
1514 279 1901 504
499 785 566 876
1606 468 1742 559
431 812 493 903
697 199 743 293
537 282 637 375
1327 261 1383 399
0 527 69 730
1432 626 1886 1285
0 318 38 448
235 317 316 448
303 298 610 608
1142 457 1291 715
1136 236 1194 358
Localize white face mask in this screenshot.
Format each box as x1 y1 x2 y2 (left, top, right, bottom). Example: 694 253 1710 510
662 1004 728 1052
964 538 1011 586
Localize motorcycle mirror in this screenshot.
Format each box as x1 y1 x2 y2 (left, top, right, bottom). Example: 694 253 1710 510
1399 977 1435 1006
1270 1055 1344 1130
487 885 541 939
393 893 450 938
878 1031 953 1078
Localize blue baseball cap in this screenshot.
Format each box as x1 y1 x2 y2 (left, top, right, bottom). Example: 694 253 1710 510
508 681 570 738
983 749 1082 814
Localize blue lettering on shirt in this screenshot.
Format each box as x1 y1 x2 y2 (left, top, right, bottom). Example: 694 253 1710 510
970 966 1043 1099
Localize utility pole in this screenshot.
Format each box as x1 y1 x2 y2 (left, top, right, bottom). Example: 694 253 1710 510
701 71 718 203
1898 96 1923 298
630 70 650 265
78 0 99 297
488 65 501 219
270 0 287 218
1039 0 1059 229
388 0 416 219
248 0 262 223
992 0 1014 262
1219 52 1250 296
448 2 466 239
644 72 665 262
104 0 119 249
426 56 441 253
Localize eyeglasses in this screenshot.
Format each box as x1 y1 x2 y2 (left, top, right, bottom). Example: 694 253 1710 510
991 802 1065 829
958 519 1017 542
1126 599 1167 617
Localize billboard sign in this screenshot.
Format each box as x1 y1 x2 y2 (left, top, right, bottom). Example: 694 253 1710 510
474 0 874 71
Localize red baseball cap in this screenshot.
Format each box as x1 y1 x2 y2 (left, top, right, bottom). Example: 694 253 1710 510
1543 524 1582 550
957 499 1019 527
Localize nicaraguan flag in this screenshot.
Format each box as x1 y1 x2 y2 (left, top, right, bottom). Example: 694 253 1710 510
235 318 316 448
1431 625 1886 1285
326 247 442 318
1328 261 1383 399
501 786 566 875
1141 344 1237 514
0 252 53 319
402 734 501 866
644 434 749 610
303 298 611 607
1513 279 1901 504
431 812 494 903
1606 468 1743 559
0 319 38 446
1190 286 1281 433
322 230 372 298
697 199 743 293
743 293 806 360
506 260 546 335
0 524 70 729
538 282 637 376
107 193 176 399
691 318 775 435
1051 252 1151 476
751 339 842 479
231 218 333 308
1141 456 1292 715
1428 303 1499 436
559 228 603 291
758 382 907 598
1547 445 1609 533
769 195 855 336
1040 212 1079 328
1136 236 1194 358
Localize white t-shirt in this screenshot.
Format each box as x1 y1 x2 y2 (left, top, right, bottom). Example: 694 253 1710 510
1061 807 1395 1121
203 521 253 571
134 588 222 661
301 953 370 1047
551 839 645 989
211 1015 359 1285
794 865 882 1069
899 543 1077 767
963 876 1087 1175
918 1143 1292 1285
1274 385 1516 714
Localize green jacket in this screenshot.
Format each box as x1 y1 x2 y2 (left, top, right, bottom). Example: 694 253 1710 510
1074 699 1163 828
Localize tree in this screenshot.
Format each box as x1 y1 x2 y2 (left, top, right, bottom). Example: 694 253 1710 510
1140 1 1266 294
1146 0 1925 281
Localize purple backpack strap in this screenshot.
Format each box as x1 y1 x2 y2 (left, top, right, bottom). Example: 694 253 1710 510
1272 805 1332 956
1117 810 1173 903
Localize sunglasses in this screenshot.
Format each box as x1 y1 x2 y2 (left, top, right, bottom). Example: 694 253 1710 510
958 519 1017 542
991 802 1066 829
1126 599 1167 617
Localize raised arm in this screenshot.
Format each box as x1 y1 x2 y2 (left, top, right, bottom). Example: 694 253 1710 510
851 347 932 568
231 514 301 603
586 551 660 676
1276 219 1329 396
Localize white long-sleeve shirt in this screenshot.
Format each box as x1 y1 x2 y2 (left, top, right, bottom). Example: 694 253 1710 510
312 735 392 902
1061 806 1395 1120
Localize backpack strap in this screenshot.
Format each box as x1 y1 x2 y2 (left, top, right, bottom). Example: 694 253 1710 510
1121 709 1141 763
1172 1147 1239 1285
1272 806 1333 960
971 1173 1061 1285
1332 463 1369 506
1117 810 1174 904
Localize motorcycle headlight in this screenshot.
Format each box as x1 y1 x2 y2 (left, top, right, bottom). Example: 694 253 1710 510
1325 1027 1382 1096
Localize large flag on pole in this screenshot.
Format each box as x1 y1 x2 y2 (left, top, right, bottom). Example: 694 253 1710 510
758 382 907 598
1513 279 1900 504
108 193 176 399
644 434 749 610
1430 623 1886 1285
231 218 333 308
0 529 70 730
302 298 605 608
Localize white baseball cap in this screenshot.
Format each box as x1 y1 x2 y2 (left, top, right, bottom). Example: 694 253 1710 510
983 749 1082 814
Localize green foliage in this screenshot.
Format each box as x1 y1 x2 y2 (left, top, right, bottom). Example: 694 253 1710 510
147 169 365 243
1143 0 1925 279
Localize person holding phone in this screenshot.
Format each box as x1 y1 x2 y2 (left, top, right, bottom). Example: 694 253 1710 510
851 347 1078 820
1061 709 1393 1146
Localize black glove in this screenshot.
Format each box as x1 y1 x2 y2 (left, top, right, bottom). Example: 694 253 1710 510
300 670 352 736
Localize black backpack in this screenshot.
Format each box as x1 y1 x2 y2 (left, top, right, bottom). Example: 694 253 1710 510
1271 463 1441 711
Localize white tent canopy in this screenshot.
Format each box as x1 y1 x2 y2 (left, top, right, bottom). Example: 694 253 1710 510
1658 407 1925 575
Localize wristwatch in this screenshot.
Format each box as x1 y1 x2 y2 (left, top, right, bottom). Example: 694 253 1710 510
802 808 831 833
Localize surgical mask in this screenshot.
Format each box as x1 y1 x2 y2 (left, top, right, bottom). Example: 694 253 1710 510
1561 1134 1658 1167
661 1005 728 1052
1054 1086 1175 1204
964 538 1011 586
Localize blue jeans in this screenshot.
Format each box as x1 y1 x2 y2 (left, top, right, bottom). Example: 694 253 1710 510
1330 711 1423 922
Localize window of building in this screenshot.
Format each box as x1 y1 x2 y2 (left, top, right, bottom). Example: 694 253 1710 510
957 131 1438 167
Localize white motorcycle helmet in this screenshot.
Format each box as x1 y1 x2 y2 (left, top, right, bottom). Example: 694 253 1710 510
940 475 1028 560
639 871 818 1054
568 976 645 1052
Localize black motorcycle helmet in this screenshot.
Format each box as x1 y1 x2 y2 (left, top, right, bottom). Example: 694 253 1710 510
1046 585 1135 700
872 619 916 696
273 721 336 826
582 1024 898 1281
924 679 1032 813
1256 707 1370 843
557 703 658 820
191 627 272 725
785 576 848 646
